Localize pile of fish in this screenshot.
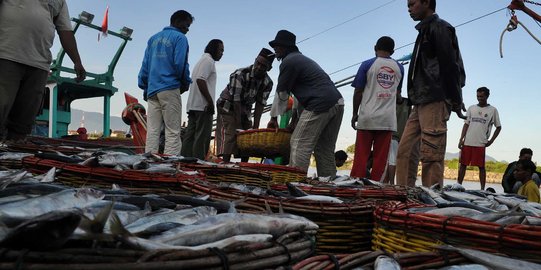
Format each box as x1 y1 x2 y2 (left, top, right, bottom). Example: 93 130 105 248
413 183 541 226
0 168 318 252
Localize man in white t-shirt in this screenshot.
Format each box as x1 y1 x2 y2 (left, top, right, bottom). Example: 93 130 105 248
457 87 502 190
181 39 224 159
350 36 404 181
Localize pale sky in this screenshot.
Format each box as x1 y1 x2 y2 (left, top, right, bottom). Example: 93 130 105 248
56 0 541 163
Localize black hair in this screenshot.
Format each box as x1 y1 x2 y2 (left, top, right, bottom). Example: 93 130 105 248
375 36 395 53
477 86 490 97
517 159 537 173
335 150 348 161
205 39 223 60
520 148 533 156
170 10 194 25
426 0 436 11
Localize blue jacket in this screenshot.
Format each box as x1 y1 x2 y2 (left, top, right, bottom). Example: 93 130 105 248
138 26 192 98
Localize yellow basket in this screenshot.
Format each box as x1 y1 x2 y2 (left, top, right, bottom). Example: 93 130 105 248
237 128 291 158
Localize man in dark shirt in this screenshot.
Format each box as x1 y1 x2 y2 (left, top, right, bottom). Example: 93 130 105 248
267 30 344 178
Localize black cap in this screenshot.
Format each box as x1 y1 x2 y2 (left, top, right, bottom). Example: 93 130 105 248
269 30 297 48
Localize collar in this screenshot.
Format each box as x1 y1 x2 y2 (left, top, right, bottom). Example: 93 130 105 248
415 13 439 31
203 52 215 62
163 26 184 33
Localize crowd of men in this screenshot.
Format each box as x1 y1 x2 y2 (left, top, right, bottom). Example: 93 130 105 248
0 0 538 202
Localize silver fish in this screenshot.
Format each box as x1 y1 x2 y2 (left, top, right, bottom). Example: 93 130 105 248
0 188 104 226
292 195 343 204
425 207 482 217
441 246 541 270
151 213 318 246
374 255 401 270
123 206 217 234
437 264 491 270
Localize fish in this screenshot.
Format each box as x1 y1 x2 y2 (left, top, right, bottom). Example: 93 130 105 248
35 152 84 163
286 182 308 197
160 194 230 213
144 164 177 173
419 186 450 205
439 246 541 270
123 206 217 234
104 194 177 210
97 152 147 169
38 167 56 183
374 255 401 270
0 210 81 250
360 178 384 187
494 215 525 225
523 216 541 225
436 202 497 213
0 188 104 226
0 152 33 161
437 264 491 270
0 183 67 197
0 170 29 190
134 222 185 238
333 179 364 187
150 213 318 246
292 195 343 204
425 207 482 217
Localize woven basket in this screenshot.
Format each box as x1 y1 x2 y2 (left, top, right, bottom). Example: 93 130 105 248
237 128 291 158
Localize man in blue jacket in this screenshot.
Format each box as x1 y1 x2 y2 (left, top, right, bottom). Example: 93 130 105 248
138 10 193 155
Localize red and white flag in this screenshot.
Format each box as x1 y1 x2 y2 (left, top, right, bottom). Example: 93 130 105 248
98 6 109 41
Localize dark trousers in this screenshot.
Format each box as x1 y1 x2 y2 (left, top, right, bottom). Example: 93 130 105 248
0 59 48 140
181 110 213 159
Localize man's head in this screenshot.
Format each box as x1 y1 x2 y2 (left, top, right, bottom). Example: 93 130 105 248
170 10 194 34
519 148 534 160
253 48 275 78
335 150 348 167
205 39 224 61
476 87 490 106
514 159 536 182
407 0 435 21
269 30 299 60
375 36 395 55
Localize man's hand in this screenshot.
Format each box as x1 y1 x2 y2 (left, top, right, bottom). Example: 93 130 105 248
458 140 464 149
453 102 467 120
267 117 279 129
485 140 493 147
351 114 358 129
74 62 86 83
205 105 215 115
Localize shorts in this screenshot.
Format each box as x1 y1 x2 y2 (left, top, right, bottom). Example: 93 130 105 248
388 139 399 166
460 145 485 167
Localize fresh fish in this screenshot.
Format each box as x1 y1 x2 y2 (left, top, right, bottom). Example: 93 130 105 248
0 170 29 190
333 175 352 183
87 200 141 211
150 213 318 246
286 182 308 197
266 189 294 198
0 194 39 205
440 246 541 270
0 152 32 160
334 179 364 187
219 183 266 196
104 194 176 210
145 164 177 173
123 206 217 234
425 207 482 217
293 195 343 204
437 202 497 213
97 152 147 168
134 222 184 238
0 183 67 197
160 194 230 213
360 178 384 187
79 156 100 167
35 152 84 163
419 186 449 205
494 215 525 225
374 255 401 270
0 210 81 250
442 183 466 192
38 167 56 183
0 188 104 226
523 216 541 225
437 264 491 270
417 189 438 205
442 191 486 202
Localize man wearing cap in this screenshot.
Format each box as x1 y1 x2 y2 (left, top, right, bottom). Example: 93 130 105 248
350 36 404 182
267 30 344 178
215 48 274 163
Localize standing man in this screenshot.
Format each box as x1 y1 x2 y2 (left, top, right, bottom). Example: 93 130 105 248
350 36 404 181
138 10 193 156
0 0 86 143
384 95 414 185
457 87 501 190
181 39 224 159
267 30 344 178
396 0 466 187
215 48 274 163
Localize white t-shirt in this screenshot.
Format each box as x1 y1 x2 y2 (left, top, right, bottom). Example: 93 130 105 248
0 0 72 71
352 57 404 131
186 53 217 112
464 104 501 147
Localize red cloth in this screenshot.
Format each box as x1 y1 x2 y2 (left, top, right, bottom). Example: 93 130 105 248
350 130 392 181
460 145 486 167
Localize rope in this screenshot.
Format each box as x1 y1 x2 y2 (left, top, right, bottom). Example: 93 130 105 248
208 247 229 270
525 0 541 6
